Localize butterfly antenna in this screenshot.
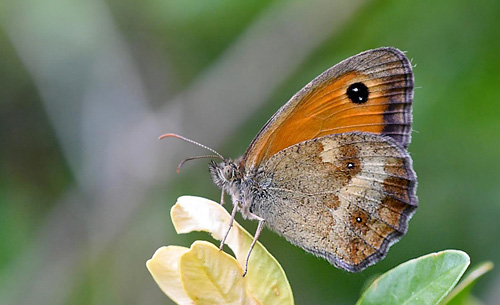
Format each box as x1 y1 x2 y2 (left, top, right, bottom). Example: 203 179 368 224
159 133 225 171
176 155 221 173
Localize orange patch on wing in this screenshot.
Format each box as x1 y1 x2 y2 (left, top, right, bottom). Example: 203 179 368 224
384 157 410 177
378 196 408 229
244 71 401 168
347 235 377 265
383 176 410 203
323 194 341 210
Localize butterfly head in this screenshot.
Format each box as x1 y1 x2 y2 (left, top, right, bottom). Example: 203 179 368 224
209 159 242 190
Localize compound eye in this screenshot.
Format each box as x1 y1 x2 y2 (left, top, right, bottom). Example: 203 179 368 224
223 165 233 179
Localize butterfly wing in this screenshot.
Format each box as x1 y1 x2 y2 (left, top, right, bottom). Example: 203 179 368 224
242 47 414 170
251 133 417 272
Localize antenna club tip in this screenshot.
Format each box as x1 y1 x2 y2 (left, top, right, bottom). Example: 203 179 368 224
158 133 177 140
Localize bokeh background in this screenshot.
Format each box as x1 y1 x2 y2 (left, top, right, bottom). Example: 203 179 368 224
1 0 500 304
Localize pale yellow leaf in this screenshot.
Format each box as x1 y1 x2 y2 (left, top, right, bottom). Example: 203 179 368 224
146 246 194 305
180 241 261 305
171 196 294 305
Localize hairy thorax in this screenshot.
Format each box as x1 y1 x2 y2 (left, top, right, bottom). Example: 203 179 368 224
209 159 261 219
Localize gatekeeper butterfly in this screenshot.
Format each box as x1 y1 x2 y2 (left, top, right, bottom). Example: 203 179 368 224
161 47 417 275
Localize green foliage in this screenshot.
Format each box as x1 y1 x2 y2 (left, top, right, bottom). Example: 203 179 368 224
357 251 492 305
441 261 494 305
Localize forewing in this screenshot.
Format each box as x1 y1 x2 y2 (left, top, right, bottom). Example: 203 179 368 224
243 47 414 170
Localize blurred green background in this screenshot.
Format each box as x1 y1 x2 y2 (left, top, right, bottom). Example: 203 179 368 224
1 0 499 304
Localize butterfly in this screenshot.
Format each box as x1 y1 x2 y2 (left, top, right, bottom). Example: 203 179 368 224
161 47 417 275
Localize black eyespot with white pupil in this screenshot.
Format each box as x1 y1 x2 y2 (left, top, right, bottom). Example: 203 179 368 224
347 162 355 169
356 217 362 223
346 82 369 104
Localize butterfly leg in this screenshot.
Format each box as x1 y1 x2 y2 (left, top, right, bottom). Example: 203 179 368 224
220 189 225 205
242 212 265 277
219 202 239 250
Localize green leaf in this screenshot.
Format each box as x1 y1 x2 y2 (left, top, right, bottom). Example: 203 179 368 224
440 261 494 305
356 250 470 305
